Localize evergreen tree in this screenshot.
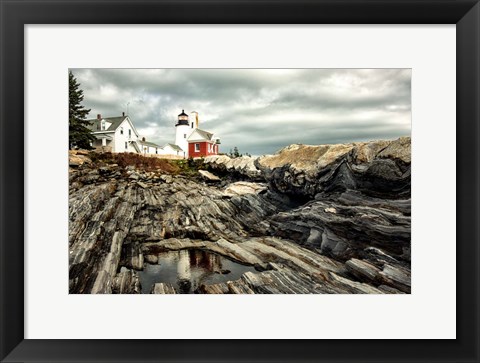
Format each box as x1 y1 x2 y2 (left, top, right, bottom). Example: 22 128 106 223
69 71 94 149
233 146 241 158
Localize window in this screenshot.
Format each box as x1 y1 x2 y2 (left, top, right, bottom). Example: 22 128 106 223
120 127 123 135
184 134 187 139
101 120 106 131
155 148 158 154
195 143 200 152
128 129 131 138
125 142 128 149
191 122 194 128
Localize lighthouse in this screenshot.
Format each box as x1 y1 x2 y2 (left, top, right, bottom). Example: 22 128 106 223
167 109 220 158
174 109 190 157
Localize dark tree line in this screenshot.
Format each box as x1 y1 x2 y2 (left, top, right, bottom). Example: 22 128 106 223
228 146 251 158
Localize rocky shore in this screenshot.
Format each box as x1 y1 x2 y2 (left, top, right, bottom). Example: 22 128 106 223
69 137 411 294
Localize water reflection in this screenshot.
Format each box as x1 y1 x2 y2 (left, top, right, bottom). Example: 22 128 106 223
138 249 257 294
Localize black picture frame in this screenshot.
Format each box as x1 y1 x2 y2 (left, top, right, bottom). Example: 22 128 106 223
1 1 479 362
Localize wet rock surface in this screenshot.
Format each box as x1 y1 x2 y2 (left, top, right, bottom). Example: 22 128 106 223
69 137 411 294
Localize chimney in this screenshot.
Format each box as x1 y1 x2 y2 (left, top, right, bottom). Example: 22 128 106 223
97 114 101 120
142 137 146 142
122 112 125 117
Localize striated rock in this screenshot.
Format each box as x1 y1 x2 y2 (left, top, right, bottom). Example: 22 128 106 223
224 182 267 196
69 174 289 293
112 268 141 294
257 137 410 199
198 169 221 182
378 265 411 293
345 257 411 293
204 155 263 180
137 181 148 189
377 136 411 163
269 196 410 261
69 138 411 294
69 150 92 167
151 283 176 294
345 258 381 282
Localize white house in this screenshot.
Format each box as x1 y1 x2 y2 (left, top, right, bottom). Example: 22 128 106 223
159 143 184 157
87 113 142 153
138 137 161 155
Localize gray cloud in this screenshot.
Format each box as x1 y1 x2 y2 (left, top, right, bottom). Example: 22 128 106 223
70 68 411 156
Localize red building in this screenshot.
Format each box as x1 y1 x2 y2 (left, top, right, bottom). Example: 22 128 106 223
187 128 220 158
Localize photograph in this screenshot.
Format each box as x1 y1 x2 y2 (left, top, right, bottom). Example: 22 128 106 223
3 0 479 360
68 68 411 294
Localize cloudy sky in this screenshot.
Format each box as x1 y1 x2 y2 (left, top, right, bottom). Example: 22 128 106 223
70 68 411 156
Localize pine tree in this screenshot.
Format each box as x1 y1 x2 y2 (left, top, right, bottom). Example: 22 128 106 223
69 71 94 149
233 146 241 158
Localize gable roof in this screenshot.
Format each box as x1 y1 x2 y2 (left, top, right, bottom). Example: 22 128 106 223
163 143 183 152
139 140 160 148
86 116 127 132
187 128 214 142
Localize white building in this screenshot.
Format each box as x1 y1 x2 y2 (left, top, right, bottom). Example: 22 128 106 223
172 110 219 158
138 137 161 155
87 113 142 153
174 109 194 158
159 143 184 157
87 110 219 158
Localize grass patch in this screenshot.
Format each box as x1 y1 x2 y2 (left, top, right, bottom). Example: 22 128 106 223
88 152 207 177
89 152 180 174
169 157 205 177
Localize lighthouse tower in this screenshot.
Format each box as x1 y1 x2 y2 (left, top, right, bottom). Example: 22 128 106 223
175 109 190 157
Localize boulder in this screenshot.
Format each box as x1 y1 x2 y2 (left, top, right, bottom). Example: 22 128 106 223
204 155 263 180
198 170 221 182
69 151 92 167
224 182 267 196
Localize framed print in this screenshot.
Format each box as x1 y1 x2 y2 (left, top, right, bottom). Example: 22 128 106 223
1 0 479 362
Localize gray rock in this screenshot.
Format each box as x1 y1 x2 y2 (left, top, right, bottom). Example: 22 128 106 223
137 181 148 189
112 268 141 294
144 254 158 264
69 138 410 294
151 283 176 294
198 169 221 182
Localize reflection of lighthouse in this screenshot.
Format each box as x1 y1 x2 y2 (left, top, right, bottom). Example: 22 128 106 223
176 250 192 293
177 250 191 281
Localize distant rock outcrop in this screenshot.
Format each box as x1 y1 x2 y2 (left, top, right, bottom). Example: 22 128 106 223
204 155 263 180
257 137 411 199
